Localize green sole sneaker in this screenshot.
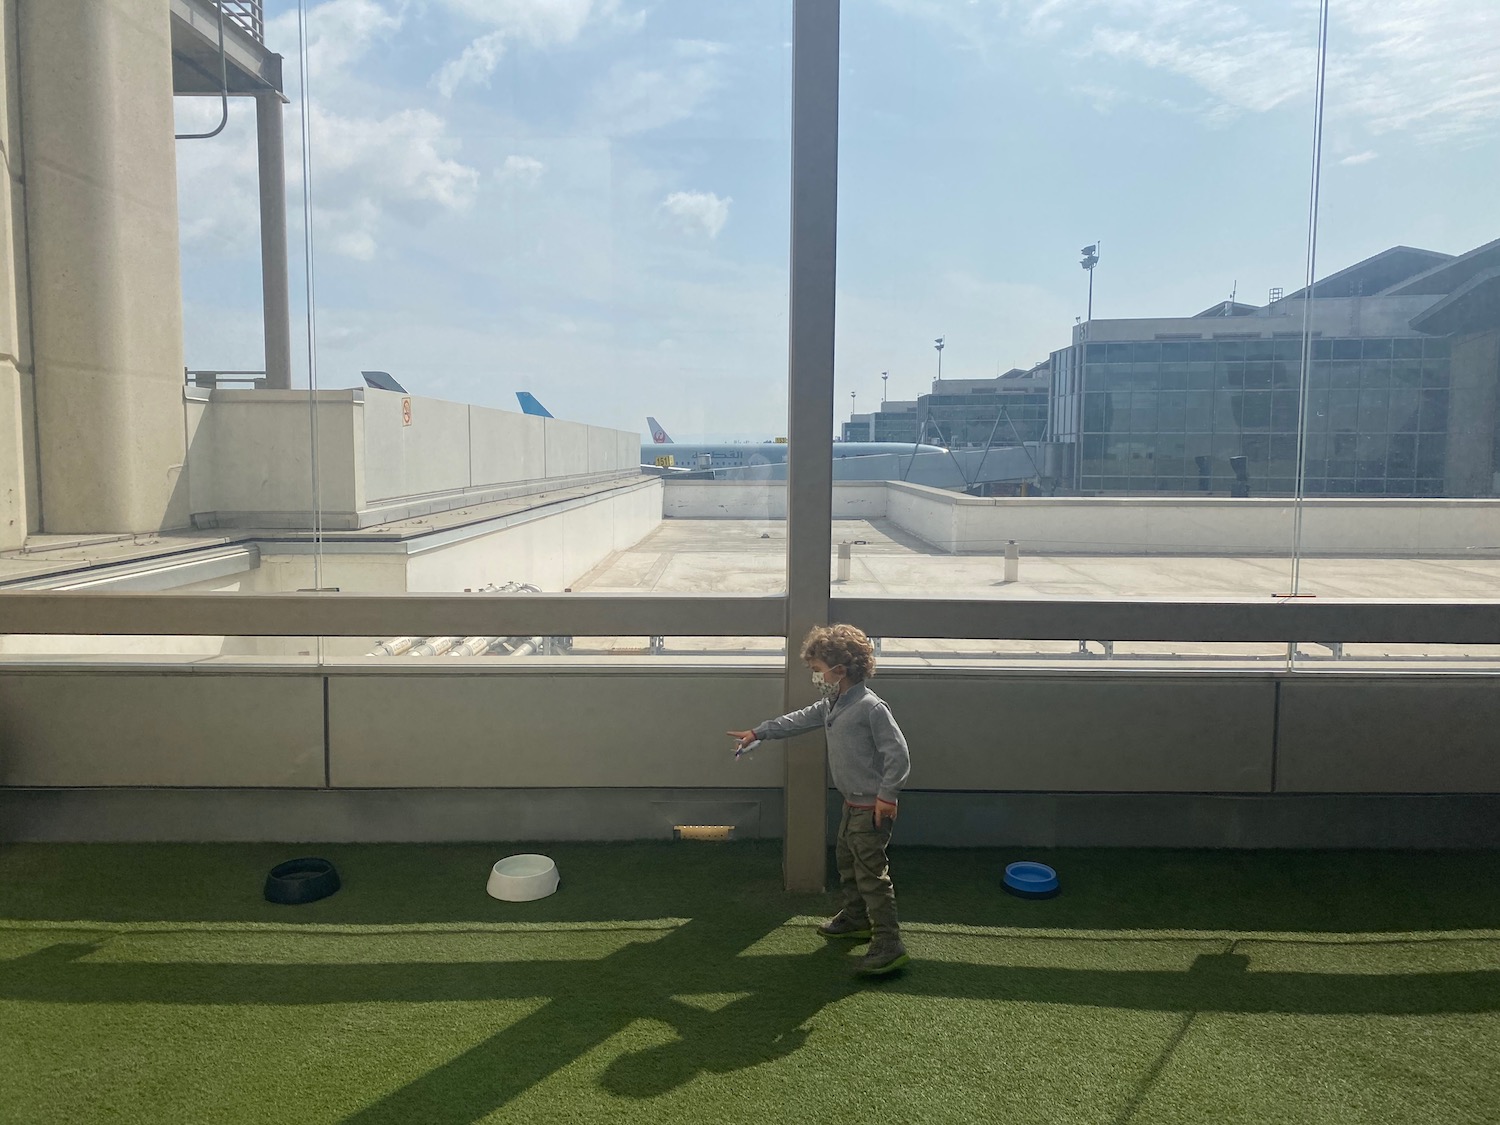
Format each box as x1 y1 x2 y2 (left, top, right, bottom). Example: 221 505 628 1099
856 952 911 976
817 923 872 940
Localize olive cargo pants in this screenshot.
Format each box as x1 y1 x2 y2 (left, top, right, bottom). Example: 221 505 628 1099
834 803 901 939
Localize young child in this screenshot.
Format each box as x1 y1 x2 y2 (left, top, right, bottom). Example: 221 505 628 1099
729 623 912 975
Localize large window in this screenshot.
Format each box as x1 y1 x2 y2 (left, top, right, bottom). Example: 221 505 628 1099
1 0 1497 673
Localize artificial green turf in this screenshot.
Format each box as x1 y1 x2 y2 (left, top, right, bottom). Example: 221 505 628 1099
2 842 1499 1124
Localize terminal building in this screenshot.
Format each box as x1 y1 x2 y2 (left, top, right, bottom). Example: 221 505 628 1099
843 363 1051 448
1046 240 1500 497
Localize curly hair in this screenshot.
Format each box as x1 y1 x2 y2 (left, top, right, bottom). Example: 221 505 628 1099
801 623 876 682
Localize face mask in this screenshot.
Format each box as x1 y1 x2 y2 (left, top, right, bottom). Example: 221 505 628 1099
813 670 840 700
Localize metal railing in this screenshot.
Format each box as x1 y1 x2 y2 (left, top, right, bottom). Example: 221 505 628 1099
185 368 266 389
0 593 1498 647
220 0 264 42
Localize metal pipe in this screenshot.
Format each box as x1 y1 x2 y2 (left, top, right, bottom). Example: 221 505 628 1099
448 636 504 657
408 636 461 657
176 1 230 141
367 636 419 657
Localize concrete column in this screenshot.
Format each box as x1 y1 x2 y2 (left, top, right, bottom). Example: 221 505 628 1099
782 0 839 893
256 92 291 391
0 0 33 549
19 0 189 533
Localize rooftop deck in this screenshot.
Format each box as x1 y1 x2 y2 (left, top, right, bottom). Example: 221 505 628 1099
4 842 1498 1124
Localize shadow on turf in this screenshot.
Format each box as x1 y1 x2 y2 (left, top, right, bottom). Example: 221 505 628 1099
7 923 1500 1124
7 842 1500 1122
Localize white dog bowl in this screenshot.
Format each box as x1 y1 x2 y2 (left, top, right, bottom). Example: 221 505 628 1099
486 854 559 902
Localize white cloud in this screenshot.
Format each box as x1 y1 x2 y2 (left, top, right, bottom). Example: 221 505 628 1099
498 155 547 185
433 0 639 96
661 191 732 238
435 31 510 98
314 107 479 211
588 43 726 136
308 107 480 260
277 0 402 77
178 0 482 269
883 0 1500 141
175 101 262 256
1340 150 1379 166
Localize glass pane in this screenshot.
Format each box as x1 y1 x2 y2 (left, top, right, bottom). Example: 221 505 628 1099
833 0 1322 625
0 0 322 658
296 0 793 659
1288 0 1500 666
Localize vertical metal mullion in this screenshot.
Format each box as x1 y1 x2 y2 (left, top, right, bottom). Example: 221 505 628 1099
783 0 840 893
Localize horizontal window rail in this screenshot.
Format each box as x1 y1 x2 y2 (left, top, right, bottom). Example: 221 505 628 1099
1 593 1499 645
836 597 1500 646
0 594 785 638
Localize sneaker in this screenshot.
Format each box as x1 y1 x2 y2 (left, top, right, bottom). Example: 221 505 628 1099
817 911 872 940
855 937 910 976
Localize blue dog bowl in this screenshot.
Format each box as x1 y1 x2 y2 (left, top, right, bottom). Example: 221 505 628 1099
1003 861 1059 900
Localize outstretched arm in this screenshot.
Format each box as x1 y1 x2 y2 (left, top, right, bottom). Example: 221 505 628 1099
752 701 829 741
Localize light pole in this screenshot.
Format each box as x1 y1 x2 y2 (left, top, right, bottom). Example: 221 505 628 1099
934 337 945 383
882 371 888 403
850 389 857 420
1080 243 1100 322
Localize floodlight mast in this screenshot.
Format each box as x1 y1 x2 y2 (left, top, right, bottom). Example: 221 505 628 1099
1080 243 1101 321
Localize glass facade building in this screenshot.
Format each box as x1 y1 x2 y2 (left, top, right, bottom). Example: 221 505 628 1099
922 388 1050 448
860 377 1050 449
1053 334 1452 496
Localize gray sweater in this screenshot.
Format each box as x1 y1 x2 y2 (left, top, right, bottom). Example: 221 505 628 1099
754 681 911 805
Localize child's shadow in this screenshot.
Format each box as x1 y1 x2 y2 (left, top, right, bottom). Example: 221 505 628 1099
600 943 858 1098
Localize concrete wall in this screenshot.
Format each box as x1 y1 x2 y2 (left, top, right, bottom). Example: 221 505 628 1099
919 489 1500 556
663 481 888 520
4 665 1500 845
468 403 545 489
185 389 642 529
361 391 469 506
21 0 189 534
187 390 360 525
403 477 663 593
666 480 1500 556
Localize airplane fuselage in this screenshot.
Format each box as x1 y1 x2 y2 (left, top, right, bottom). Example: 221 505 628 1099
642 441 947 469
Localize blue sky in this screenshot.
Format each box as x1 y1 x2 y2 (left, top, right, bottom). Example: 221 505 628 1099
174 0 1500 441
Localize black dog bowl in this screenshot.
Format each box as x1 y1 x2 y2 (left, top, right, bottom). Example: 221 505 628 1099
264 857 341 905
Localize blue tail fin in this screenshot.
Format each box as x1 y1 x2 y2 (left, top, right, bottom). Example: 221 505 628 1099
516 392 555 418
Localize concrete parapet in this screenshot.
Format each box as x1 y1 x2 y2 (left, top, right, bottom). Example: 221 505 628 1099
185 389 643 529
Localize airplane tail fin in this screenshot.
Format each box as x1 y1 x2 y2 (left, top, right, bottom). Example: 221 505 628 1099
647 416 673 444
516 392 555 418
362 371 407 393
